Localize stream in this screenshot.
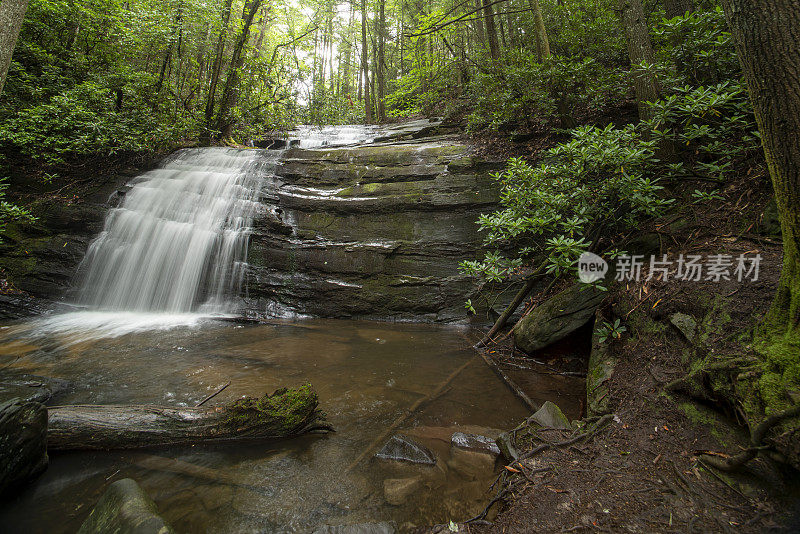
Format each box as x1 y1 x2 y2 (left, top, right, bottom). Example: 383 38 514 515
0 123 583 533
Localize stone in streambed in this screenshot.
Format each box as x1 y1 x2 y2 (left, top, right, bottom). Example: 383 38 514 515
383 477 422 505
375 434 436 465
512 284 605 354
446 448 496 480
0 397 48 497
0 372 71 405
531 401 572 430
77 478 175 534
450 432 501 456
313 523 396 534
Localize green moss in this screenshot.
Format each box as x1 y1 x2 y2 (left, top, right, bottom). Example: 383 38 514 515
224 384 320 434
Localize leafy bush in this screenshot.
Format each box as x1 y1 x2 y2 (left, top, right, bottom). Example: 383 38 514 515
461 124 673 281
653 7 740 87
467 52 624 131
646 81 760 181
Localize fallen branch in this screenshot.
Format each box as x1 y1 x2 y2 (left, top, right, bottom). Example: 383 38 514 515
477 260 548 347
48 386 329 451
346 358 475 472
478 350 540 412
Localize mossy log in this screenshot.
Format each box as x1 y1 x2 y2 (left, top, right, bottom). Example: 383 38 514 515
47 385 331 451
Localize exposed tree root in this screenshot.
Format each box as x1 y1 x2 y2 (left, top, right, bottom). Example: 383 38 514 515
699 402 800 471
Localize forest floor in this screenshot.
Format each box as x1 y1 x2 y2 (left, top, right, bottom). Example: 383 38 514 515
428 130 800 533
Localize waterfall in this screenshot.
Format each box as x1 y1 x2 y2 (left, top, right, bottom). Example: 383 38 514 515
74 148 270 314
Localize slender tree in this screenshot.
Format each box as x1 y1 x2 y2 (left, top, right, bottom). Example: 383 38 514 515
361 0 372 123
618 0 660 120
481 0 500 60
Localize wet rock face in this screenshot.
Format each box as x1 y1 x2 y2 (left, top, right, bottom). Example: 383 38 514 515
77 478 175 534
0 397 48 497
247 141 501 322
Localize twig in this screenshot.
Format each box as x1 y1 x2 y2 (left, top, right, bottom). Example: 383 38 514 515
346 358 475 472
196 381 231 407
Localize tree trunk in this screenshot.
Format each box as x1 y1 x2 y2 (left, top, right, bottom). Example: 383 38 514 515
720 0 800 340
528 0 550 61
618 0 660 120
0 0 29 96
361 0 372 123
201 0 234 144
481 0 500 60
663 0 693 18
214 0 263 139
47 387 330 451
377 0 386 122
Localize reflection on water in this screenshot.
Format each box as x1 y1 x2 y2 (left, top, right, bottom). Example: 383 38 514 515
0 317 562 532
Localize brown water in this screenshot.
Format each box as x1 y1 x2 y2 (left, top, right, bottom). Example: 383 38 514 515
0 317 578 533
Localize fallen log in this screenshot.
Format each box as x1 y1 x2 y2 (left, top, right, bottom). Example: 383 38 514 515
47 385 332 451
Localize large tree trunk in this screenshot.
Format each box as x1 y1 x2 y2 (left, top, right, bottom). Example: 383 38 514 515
481 0 500 60
0 0 29 96
663 0 693 18
720 0 800 340
618 0 660 121
47 387 329 451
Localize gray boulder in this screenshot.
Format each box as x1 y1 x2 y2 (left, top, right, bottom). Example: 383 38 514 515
531 401 572 430
0 397 48 497
77 478 174 534
513 285 605 354
375 434 436 465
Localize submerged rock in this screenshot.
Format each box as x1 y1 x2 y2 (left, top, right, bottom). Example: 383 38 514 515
375 434 436 465
0 397 48 497
313 523 396 534
447 447 496 480
450 432 501 456
0 372 71 405
513 285 605 354
531 401 572 430
77 478 174 534
384 477 422 505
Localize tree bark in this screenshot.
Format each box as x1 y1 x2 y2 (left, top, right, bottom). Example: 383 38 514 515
214 0 263 139
719 0 800 339
0 0 29 96
481 0 500 60
377 0 386 122
618 0 660 121
201 0 234 145
528 0 550 61
663 0 693 19
361 0 372 123
47 387 330 451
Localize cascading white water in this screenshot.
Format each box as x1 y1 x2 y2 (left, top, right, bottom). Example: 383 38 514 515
75 148 269 314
